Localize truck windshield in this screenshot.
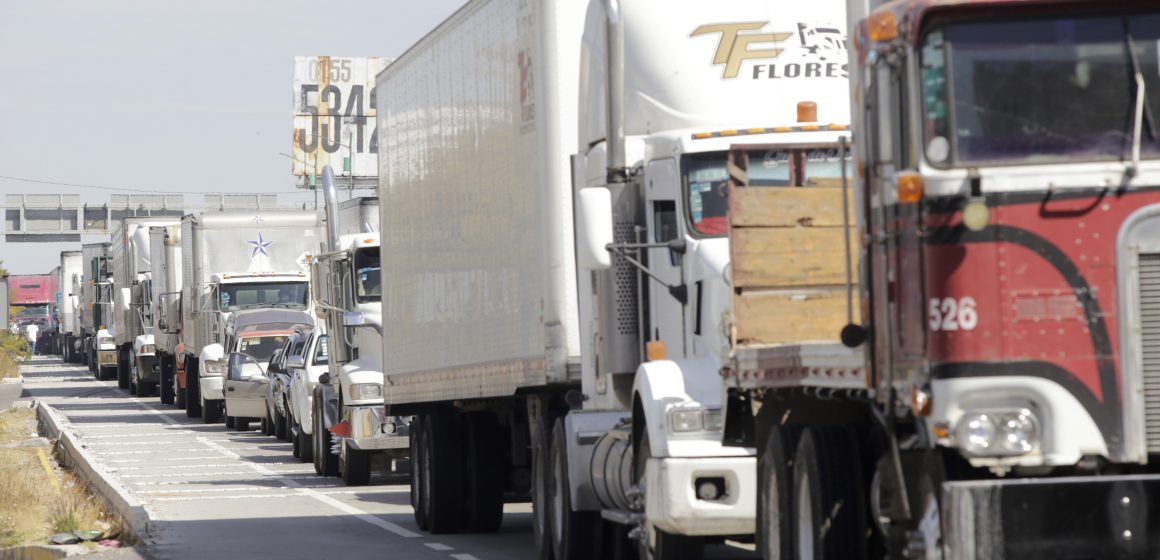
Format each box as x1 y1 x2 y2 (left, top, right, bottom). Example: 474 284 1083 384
238 335 288 363
17 306 49 317
920 11 1160 166
220 282 308 311
353 248 381 302
684 147 852 236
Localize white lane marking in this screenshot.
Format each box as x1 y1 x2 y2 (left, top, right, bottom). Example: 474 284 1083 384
77 432 181 439
139 484 347 495
84 440 185 446
107 456 224 463
149 489 376 501
451 555 481 560
425 543 454 551
112 463 237 471
118 471 256 479
118 400 420 540
97 449 215 456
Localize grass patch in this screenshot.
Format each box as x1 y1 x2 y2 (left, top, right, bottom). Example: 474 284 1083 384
0 408 128 548
0 331 29 379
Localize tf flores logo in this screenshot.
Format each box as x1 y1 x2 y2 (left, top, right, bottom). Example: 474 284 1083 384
692 21 848 80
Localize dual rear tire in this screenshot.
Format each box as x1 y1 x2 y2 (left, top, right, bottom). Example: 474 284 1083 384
412 408 505 534
759 425 868 560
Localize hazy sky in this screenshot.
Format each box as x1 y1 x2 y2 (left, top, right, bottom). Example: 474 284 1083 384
0 0 466 274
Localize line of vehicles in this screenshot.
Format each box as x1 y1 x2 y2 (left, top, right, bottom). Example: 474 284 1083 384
23 0 1160 557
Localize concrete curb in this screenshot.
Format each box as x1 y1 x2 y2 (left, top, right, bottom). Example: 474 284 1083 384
35 402 151 548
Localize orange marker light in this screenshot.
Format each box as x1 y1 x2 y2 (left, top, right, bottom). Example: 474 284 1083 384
797 101 817 123
646 341 667 361
329 420 352 438
896 172 925 204
867 11 898 42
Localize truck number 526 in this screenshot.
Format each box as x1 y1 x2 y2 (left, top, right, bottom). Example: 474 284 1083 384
928 297 977 331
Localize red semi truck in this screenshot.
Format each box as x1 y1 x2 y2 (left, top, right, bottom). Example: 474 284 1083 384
9 273 59 353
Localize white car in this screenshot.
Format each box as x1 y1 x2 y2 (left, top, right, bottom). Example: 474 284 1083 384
287 330 329 462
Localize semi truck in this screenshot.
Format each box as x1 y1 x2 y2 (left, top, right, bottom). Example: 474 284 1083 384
56 251 84 363
310 177 408 485
109 218 178 393
150 225 183 405
79 242 112 373
722 0 1160 558
10 273 59 352
179 210 320 424
374 0 852 556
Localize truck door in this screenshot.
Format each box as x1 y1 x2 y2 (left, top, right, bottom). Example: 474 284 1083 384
645 159 686 357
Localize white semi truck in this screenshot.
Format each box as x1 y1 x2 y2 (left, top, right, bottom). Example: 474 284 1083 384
109 218 178 394
57 250 83 363
374 0 851 556
150 224 183 405
310 177 409 485
179 210 320 423
79 242 113 376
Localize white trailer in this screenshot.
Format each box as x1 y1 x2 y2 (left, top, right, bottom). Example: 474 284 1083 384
79 242 113 376
377 0 852 556
179 210 320 424
150 225 183 405
108 218 178 394
57 251 83 363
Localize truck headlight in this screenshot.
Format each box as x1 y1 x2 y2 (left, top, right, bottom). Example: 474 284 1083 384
204 361 226 375
667 407 723 434
348 383 382 400
955 409 1038 457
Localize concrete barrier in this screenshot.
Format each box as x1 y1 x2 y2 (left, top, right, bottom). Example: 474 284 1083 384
34 402 150 547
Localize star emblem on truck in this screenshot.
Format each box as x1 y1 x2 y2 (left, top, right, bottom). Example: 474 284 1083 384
247 232 273 257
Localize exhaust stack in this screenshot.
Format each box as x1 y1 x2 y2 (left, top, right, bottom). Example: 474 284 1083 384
604 0 626 183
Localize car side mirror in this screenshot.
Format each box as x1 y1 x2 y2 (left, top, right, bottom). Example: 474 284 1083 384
286 355 306 370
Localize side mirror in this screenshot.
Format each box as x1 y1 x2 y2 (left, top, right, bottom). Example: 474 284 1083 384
318 372 331 385
119 288 132 312
286 355 306 370
343 311 367 327
575 187 613 270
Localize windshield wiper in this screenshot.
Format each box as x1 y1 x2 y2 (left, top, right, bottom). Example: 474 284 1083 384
1126 29 1157 180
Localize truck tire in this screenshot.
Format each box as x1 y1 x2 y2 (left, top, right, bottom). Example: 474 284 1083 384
759 425 799 560
531 414 552 560
549 419 599 560
792 426 867 560
98 365 116 381
422 409 463 533
313 392 338 477
159 356 175 405
636 431 704 560
291 418 302 458
203 399 221 423
411 414 428 530
186 358 202 418
117 346 131 391
176 386 187 409
226 415 237 429
462 411 504 533
236 419 250 432
340 441 370 486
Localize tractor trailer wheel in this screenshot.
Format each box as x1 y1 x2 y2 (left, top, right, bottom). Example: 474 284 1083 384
411 414 428 530
420 409 463 533
759 425 800 559
313 391 338 477
462 411 505 533
159 354 175 405
116 345 131 391
792 426 867 560
549 418 599 560
185 358 202 418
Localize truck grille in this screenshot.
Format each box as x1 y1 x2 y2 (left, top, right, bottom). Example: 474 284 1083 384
1139 253 1160 453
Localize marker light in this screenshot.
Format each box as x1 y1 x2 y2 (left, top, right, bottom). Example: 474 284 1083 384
646 341 667 361
963 199 990 232
867 11 898 42
797 101 817 123
896 172 925 204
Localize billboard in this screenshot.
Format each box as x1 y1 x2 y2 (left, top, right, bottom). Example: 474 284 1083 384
292 56 390 181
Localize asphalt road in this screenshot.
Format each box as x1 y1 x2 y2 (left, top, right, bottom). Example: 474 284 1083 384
20 355 758 560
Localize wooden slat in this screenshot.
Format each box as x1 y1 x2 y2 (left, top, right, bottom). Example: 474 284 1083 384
730 187 853 228
731 227 857 288
733 289 858 345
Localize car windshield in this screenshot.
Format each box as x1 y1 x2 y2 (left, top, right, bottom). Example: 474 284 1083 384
238 335 287 363
313 335 329 366
920 11 1160 166
684 147 852 236
220 281 308 311
353 248 381 303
